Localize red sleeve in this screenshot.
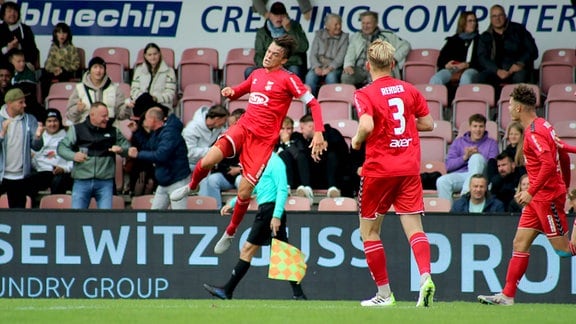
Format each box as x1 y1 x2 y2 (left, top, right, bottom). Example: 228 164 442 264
230 75 252 100
558 140 576 154
307 98 325 132
559 149 571 189
527 151 558 197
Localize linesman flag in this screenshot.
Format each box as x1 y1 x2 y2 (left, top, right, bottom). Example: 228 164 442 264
268 238 307 283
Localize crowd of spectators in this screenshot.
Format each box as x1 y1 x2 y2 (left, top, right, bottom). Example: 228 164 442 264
0 1 571 213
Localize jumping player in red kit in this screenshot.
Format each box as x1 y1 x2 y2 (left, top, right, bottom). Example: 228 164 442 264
170 35 326 254
350 39 436 307
478 84 576 306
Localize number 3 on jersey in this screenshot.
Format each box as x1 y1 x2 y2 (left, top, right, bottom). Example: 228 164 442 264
389 97 405 135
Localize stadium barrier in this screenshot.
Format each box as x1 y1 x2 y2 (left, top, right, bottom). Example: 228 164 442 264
0 210 573 303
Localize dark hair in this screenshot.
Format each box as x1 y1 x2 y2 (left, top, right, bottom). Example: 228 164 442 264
0 62 14 75
496 151 513 162
142 43 162 75
206 105 229 119
299 113 313 124
456 11 478 34
468 113 487 125
0 2 20 21
273 35 297 59
230 108 245 119
7 48 25 60
510 84 537 109
52 22 73 46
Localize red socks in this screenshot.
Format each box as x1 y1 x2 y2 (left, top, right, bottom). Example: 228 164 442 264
502 251 530 298
363 240 389 286
226 196 250 236
189 158 211 190
410 232 431 275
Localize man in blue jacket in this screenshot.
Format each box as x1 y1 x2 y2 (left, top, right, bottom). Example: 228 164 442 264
450 174 505 213
128 106 190 209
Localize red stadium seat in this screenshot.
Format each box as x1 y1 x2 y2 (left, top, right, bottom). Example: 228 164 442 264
39 194 72 209
414 84 448 121
180 83 222 125
178 47 219 91
223 48 255 87
403 49 440 85
539 48 576 94
186 195 219 210
317 83 356 120
317 197 358 212
452 84 494 131
545 84 576 126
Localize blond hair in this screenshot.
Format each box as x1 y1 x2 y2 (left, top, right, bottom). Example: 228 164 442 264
367 39 395 71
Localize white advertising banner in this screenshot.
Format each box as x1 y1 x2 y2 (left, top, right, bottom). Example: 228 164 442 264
19 0 575 68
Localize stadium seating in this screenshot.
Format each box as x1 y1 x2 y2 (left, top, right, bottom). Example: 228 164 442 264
284 196 312 211
186 195 218 210
180 83 222 125
497 83 541 134
0 194 32 208
130 195 155 209
105 62 124 83
420 160 447 175
178 47 219 91
92 47 130 81
317 197 358 212
327 119 358 147
39 194 72 209
222 48 255 87
287 99 306 122
539 48 576 94
135 47 175 68
317 83 356 120
414 84 448 121
403 49 440 85
423 197 451 212
419 120 452 163
452 84 494 131
544 84 576 125
89 196 126 209
45 82 76 124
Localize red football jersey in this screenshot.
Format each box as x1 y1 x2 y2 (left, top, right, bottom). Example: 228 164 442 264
354 76 429 177
523 118 566 201
230 68 323 142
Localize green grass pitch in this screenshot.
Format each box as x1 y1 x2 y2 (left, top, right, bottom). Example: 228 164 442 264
0 299 574 323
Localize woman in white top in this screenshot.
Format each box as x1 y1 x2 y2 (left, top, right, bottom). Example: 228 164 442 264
129 43 176 117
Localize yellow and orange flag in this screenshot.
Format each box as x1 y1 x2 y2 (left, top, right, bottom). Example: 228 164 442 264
268 238 307 283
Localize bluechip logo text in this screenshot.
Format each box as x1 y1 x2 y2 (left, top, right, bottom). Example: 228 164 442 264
21 1 182 36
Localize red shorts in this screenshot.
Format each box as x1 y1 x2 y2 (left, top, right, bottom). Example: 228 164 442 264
359 175 424 219
518 194 569 238
216 124 275 186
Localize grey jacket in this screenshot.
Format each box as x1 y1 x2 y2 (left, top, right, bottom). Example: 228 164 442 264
308 29 349 70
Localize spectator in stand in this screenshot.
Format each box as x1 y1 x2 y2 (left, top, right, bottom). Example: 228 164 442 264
0 63 12 107
66 56 132 125
57 102 129 209
8 49 44 121
276 116 306 192
477 5 538 92
436 113 499 203
508 173 529 213
128 43 177 117
487 121 524 181
0 88 44 208
489 151 526 211
29 109 73 202
198 108 245 208
40 22 80 101
342 11 411 87
305 13 349 97
450 174 505 213
293 114 350 203
252 0 313 21
182 104 229 171
0 2 39 69
127 105 190 210
245 2 309 80
429 11 480 86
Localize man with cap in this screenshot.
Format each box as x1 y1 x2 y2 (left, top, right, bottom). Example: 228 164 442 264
0 88 44 207
29 108 73 202
245 1 309 80
66 56 131 125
